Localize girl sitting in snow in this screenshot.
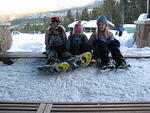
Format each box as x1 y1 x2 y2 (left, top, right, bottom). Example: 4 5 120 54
89 16 126 69
44 16 72 64
67 21 91 55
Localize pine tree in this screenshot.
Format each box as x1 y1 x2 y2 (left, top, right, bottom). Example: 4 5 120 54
102 0 121 26
80 8 90 21
75 11 80 21
124 0 147 23
90 7 102 20
61 10 74 31
66 10 74 22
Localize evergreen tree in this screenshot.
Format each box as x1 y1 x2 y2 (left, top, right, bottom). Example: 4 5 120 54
66 10 74 22
61 10 74 31
102 0 121 26
43 16 49 32
75 11 81 21
80 8 90 20
124 0 147 23
24 22 31 32
90 7 102 20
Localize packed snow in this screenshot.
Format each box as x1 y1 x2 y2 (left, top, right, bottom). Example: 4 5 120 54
1 27 150 102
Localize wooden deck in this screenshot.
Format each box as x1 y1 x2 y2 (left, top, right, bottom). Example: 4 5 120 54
1 102 150 113
0 52 150 59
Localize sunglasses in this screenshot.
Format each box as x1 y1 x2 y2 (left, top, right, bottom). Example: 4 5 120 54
51 22 60 25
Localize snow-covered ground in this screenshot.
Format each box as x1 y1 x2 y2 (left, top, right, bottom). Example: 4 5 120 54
1 30 150 102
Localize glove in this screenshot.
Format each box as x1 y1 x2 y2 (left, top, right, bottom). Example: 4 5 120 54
107 38 113 44
42 50 50 56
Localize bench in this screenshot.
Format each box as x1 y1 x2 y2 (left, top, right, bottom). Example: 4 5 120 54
0 52 46 65
0 52 46 58
0 52 150 59
0 52 150 65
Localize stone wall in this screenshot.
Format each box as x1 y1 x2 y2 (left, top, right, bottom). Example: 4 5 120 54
0 22 12 52
134 21 150 48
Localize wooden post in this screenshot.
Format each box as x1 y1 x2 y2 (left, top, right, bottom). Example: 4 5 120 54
133 0 150 48
148 0 150 18
0 22 12 51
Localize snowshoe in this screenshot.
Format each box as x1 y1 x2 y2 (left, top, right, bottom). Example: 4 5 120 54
97 61 115 70
37 52 92 73
37 62 69 73
115 61 131 69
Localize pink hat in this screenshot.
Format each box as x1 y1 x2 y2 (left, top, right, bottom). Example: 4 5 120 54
74 21 83 33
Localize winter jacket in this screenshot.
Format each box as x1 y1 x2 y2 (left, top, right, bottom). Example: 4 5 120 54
45 25 67 50
89 31 115 49
67 33 90 55
89 31 120 59
116 26 124 32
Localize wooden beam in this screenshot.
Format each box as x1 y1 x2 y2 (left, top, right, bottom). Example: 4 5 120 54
43 104 52 113
0 52 150 59
0 52 46 58
36 103 46 113
1 102 150 113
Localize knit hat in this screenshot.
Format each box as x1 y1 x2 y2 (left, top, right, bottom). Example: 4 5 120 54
50 16 62 22
97 16 108 26
74 21 83 33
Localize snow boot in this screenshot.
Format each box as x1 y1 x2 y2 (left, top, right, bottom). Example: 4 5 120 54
116 60 130 69
97 61 114 69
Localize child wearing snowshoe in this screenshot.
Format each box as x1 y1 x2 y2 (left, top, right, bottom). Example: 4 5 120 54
44 16 72 64
89 16 126 69
67 21 91 55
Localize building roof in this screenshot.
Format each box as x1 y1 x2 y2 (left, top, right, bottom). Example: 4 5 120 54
68 21 87 28
83 20 97 28
83 20 115 28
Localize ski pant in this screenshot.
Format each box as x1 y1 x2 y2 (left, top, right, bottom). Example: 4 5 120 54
69 43 91 55
47 45 72 64
93 39 124 66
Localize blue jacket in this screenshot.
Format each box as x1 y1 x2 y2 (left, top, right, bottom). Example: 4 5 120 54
67 33 89 55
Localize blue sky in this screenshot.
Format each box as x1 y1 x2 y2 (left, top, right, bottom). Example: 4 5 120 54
1 0 95 15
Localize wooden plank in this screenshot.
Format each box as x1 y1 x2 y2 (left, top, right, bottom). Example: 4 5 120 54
43 104 52 113
0 102 41 113
0 52 46 58
121 56 150 59
52 102 150 105
0 52 150 59
36 103 46 113
49 102 150 113
0 111 36 113
51 107 150 112
51 111 150 113
1 102 150 113
0 106 37 110
51 102 150 112
53 104 150 108
0 103 39 107
0 101 41 104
